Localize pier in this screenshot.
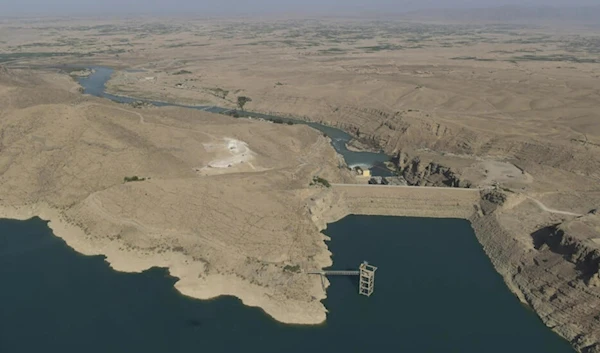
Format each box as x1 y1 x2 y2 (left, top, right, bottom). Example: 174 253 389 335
308 261 377 297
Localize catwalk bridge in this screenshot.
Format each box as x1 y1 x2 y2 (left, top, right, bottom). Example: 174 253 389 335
307 270 360 276
308 261 377 297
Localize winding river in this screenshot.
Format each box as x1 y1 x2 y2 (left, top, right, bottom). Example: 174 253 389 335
79 66 393 175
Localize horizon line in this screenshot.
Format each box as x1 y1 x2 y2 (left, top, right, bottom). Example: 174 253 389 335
2 4 600 19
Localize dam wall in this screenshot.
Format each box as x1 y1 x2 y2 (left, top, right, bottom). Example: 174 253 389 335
332 184 480 219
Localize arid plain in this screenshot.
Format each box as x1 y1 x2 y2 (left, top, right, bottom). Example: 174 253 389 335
1 15 600 352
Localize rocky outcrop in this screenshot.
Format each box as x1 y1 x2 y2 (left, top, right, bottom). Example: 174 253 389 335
479 189 507 215
391 152 472 188
68 68 95 78
368 176 407 185
129 100 153 109
535 213 600 287
335 110 600 180
345 138 381 153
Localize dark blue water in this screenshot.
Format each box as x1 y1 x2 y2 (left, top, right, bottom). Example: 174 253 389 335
0 216 574 353
78 67 392 175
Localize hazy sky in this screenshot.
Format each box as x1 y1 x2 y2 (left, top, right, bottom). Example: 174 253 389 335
1 0 599 15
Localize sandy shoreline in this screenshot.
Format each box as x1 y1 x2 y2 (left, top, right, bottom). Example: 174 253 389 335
0 183 479 326
0 202 332 325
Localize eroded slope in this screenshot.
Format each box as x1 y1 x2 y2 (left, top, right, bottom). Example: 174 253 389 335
0 67 351 324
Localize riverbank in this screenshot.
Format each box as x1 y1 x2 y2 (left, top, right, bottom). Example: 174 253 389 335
0 200 332 325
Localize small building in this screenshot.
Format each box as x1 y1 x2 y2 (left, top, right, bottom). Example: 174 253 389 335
353 166 371 177
368 176 390 185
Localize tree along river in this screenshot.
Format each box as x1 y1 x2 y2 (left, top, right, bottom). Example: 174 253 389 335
0 67 575 352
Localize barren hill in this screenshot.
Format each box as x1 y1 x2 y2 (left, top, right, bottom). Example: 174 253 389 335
0 66 353 324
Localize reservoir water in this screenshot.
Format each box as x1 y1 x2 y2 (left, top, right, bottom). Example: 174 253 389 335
0 216 574 352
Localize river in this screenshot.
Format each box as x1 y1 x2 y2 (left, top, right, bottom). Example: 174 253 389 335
78 66 393 175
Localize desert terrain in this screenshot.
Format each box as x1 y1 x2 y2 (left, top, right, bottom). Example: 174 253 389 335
0 66 359 324
1 13 600 352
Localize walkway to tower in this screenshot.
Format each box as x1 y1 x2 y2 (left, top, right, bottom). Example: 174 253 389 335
308 261 377 297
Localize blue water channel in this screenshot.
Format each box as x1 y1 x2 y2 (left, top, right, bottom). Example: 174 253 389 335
78 66 393 175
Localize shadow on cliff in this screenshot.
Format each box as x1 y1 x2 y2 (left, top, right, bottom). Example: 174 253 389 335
530 223 599 283
531 224 561 251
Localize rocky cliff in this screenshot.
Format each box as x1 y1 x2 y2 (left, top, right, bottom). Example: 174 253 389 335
341 111 600 181
536 211 600 288
390 151 472 188
472 192 600 353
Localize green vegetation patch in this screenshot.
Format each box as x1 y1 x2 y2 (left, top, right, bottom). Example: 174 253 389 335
511 54 598 63
124 176 146 183
318 47 347 54
357 44 404 52
207 88 229 99
310 176 331 188
451 56 497 61
283 264 301 273
172 69 192 75
162 42 210 48
237 96 252 111
0 51 79 63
